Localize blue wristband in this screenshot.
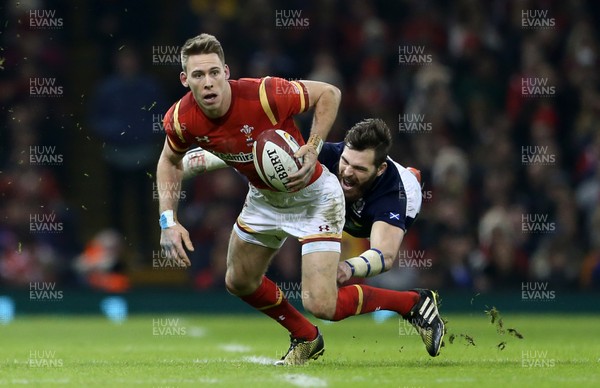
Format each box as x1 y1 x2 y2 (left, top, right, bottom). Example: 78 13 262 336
159 210 176 229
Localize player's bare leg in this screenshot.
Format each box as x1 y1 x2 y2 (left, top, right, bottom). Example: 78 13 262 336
301 251 339 319
224 230 274 295
273 250 339 366
225 231 321 365
302 248 444 357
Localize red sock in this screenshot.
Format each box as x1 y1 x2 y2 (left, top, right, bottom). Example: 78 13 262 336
240 276 317 340
332 285 419 321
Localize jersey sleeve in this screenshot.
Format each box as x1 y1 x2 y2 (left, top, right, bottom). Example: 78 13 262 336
163 99 193 154
370 192 408 231
259 77 309 126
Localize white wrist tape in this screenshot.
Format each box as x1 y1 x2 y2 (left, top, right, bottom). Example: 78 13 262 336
182 148 228 179
159 210 177 229
344 248 385 277
307 133 324 154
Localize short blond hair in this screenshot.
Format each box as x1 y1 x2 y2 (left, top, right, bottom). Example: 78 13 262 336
180 33 225 72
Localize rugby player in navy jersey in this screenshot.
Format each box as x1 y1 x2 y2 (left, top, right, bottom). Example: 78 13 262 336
182 118 445 357
316 118 424 285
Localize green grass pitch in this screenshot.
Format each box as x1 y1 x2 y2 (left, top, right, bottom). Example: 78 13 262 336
0 313 598 387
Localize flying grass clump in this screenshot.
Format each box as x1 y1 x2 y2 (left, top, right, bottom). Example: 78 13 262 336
484 306 525 350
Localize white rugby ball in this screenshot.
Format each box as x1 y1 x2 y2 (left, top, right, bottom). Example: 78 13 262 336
253 129 302 192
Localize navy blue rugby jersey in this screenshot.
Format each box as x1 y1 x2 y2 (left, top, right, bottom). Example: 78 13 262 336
318 142 420 238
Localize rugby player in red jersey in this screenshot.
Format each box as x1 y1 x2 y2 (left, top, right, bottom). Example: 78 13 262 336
156 34 443 365
183 118 445 358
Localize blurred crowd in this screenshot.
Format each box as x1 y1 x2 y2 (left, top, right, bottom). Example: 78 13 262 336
1 0 599 292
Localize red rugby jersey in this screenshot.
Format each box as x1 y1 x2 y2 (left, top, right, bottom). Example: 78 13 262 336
163 77 323 190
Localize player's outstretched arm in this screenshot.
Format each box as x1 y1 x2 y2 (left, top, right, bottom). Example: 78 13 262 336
287 81 341 191
337 221 405 284
156 138 194 267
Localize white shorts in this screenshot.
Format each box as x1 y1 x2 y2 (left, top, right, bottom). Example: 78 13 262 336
234 167 345 255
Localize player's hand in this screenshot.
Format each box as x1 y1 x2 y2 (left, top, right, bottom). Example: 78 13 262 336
337 261 353 285
160 223 194 267
287 145 318 191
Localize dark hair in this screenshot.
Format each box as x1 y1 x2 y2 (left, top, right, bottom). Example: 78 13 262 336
180 33 225 72
344 118 392 166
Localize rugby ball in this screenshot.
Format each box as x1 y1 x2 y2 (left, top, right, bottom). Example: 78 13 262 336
253 129 302 192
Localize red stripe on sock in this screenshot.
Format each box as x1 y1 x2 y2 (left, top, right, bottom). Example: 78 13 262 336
240 276 317 341
333 285 419 321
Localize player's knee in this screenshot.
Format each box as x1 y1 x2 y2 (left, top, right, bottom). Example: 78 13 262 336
302 296 336 320
224 270 258 296
224 273 241 296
